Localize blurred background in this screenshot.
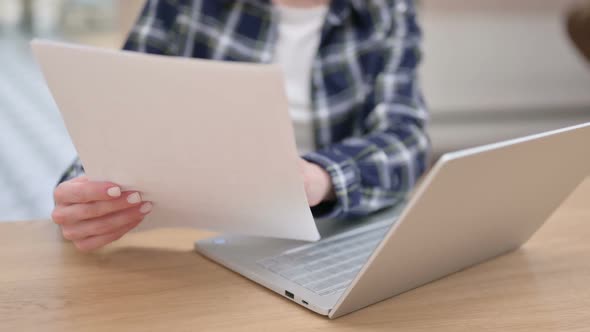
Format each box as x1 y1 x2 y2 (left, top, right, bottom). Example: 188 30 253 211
1 0 589 222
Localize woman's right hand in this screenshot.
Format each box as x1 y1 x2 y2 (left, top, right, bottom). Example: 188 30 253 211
51 176 152 252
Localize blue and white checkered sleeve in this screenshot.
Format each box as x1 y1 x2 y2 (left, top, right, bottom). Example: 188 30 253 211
122 0 180 55
58 158 85 184
303 3 430 219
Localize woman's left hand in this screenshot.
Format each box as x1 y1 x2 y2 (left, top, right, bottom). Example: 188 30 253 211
298 158 335 206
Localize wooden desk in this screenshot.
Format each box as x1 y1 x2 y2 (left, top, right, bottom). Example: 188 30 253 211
1 180 589 331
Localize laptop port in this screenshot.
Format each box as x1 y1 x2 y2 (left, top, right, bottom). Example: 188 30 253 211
284 290 294 299
302 300 308 305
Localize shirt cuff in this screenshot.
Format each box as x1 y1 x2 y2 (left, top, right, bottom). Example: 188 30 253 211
57 160 85 185
302 148 362 219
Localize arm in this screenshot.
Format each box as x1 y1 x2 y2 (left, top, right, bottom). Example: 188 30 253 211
52 0 176 250
303 3 430 219
121 0 180 54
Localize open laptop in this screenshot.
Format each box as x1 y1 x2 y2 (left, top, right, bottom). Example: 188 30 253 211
195 122 590 318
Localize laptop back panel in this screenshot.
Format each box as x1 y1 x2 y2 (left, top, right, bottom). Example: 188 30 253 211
330 123 590 318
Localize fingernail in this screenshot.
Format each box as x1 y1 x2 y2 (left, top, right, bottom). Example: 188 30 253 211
139 202 152 214
127 192 142 204
107 186 121 197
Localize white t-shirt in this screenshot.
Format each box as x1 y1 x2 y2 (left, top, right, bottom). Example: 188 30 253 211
273 5 328 155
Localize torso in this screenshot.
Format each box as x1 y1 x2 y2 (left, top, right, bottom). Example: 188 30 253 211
125 1 399 149
273 4 328 154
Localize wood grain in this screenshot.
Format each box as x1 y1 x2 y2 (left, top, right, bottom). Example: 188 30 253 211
0 179 589 331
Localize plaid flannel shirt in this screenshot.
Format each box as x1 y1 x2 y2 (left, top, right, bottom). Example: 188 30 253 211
60 0 430 219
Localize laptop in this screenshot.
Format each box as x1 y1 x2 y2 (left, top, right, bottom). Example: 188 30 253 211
196 123 590 319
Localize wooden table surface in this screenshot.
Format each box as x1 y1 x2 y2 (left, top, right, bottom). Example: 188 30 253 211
1 179 589 331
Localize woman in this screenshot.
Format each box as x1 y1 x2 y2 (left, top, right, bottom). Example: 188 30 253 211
51 0 429 251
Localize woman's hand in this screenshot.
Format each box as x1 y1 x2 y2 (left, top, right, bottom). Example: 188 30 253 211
53 161 330 252
51 176 152 252
299 158 335 206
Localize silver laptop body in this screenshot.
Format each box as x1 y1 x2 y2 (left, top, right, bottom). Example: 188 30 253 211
195 122 590 318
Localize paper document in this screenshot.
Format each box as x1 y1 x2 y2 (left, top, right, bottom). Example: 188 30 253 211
32 40 320 241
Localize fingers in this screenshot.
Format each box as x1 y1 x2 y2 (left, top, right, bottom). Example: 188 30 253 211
299 159 335 207
54 178 122 205
73 218 143 252
52 176 153 252
52 191 144 225
61 202 152 241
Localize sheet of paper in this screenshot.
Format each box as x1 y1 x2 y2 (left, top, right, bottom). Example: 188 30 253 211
32 40 320 241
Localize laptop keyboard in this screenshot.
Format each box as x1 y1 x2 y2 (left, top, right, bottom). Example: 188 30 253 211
257 222 390 296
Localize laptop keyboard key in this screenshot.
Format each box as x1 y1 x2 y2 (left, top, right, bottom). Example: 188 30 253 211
257 223 390 296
